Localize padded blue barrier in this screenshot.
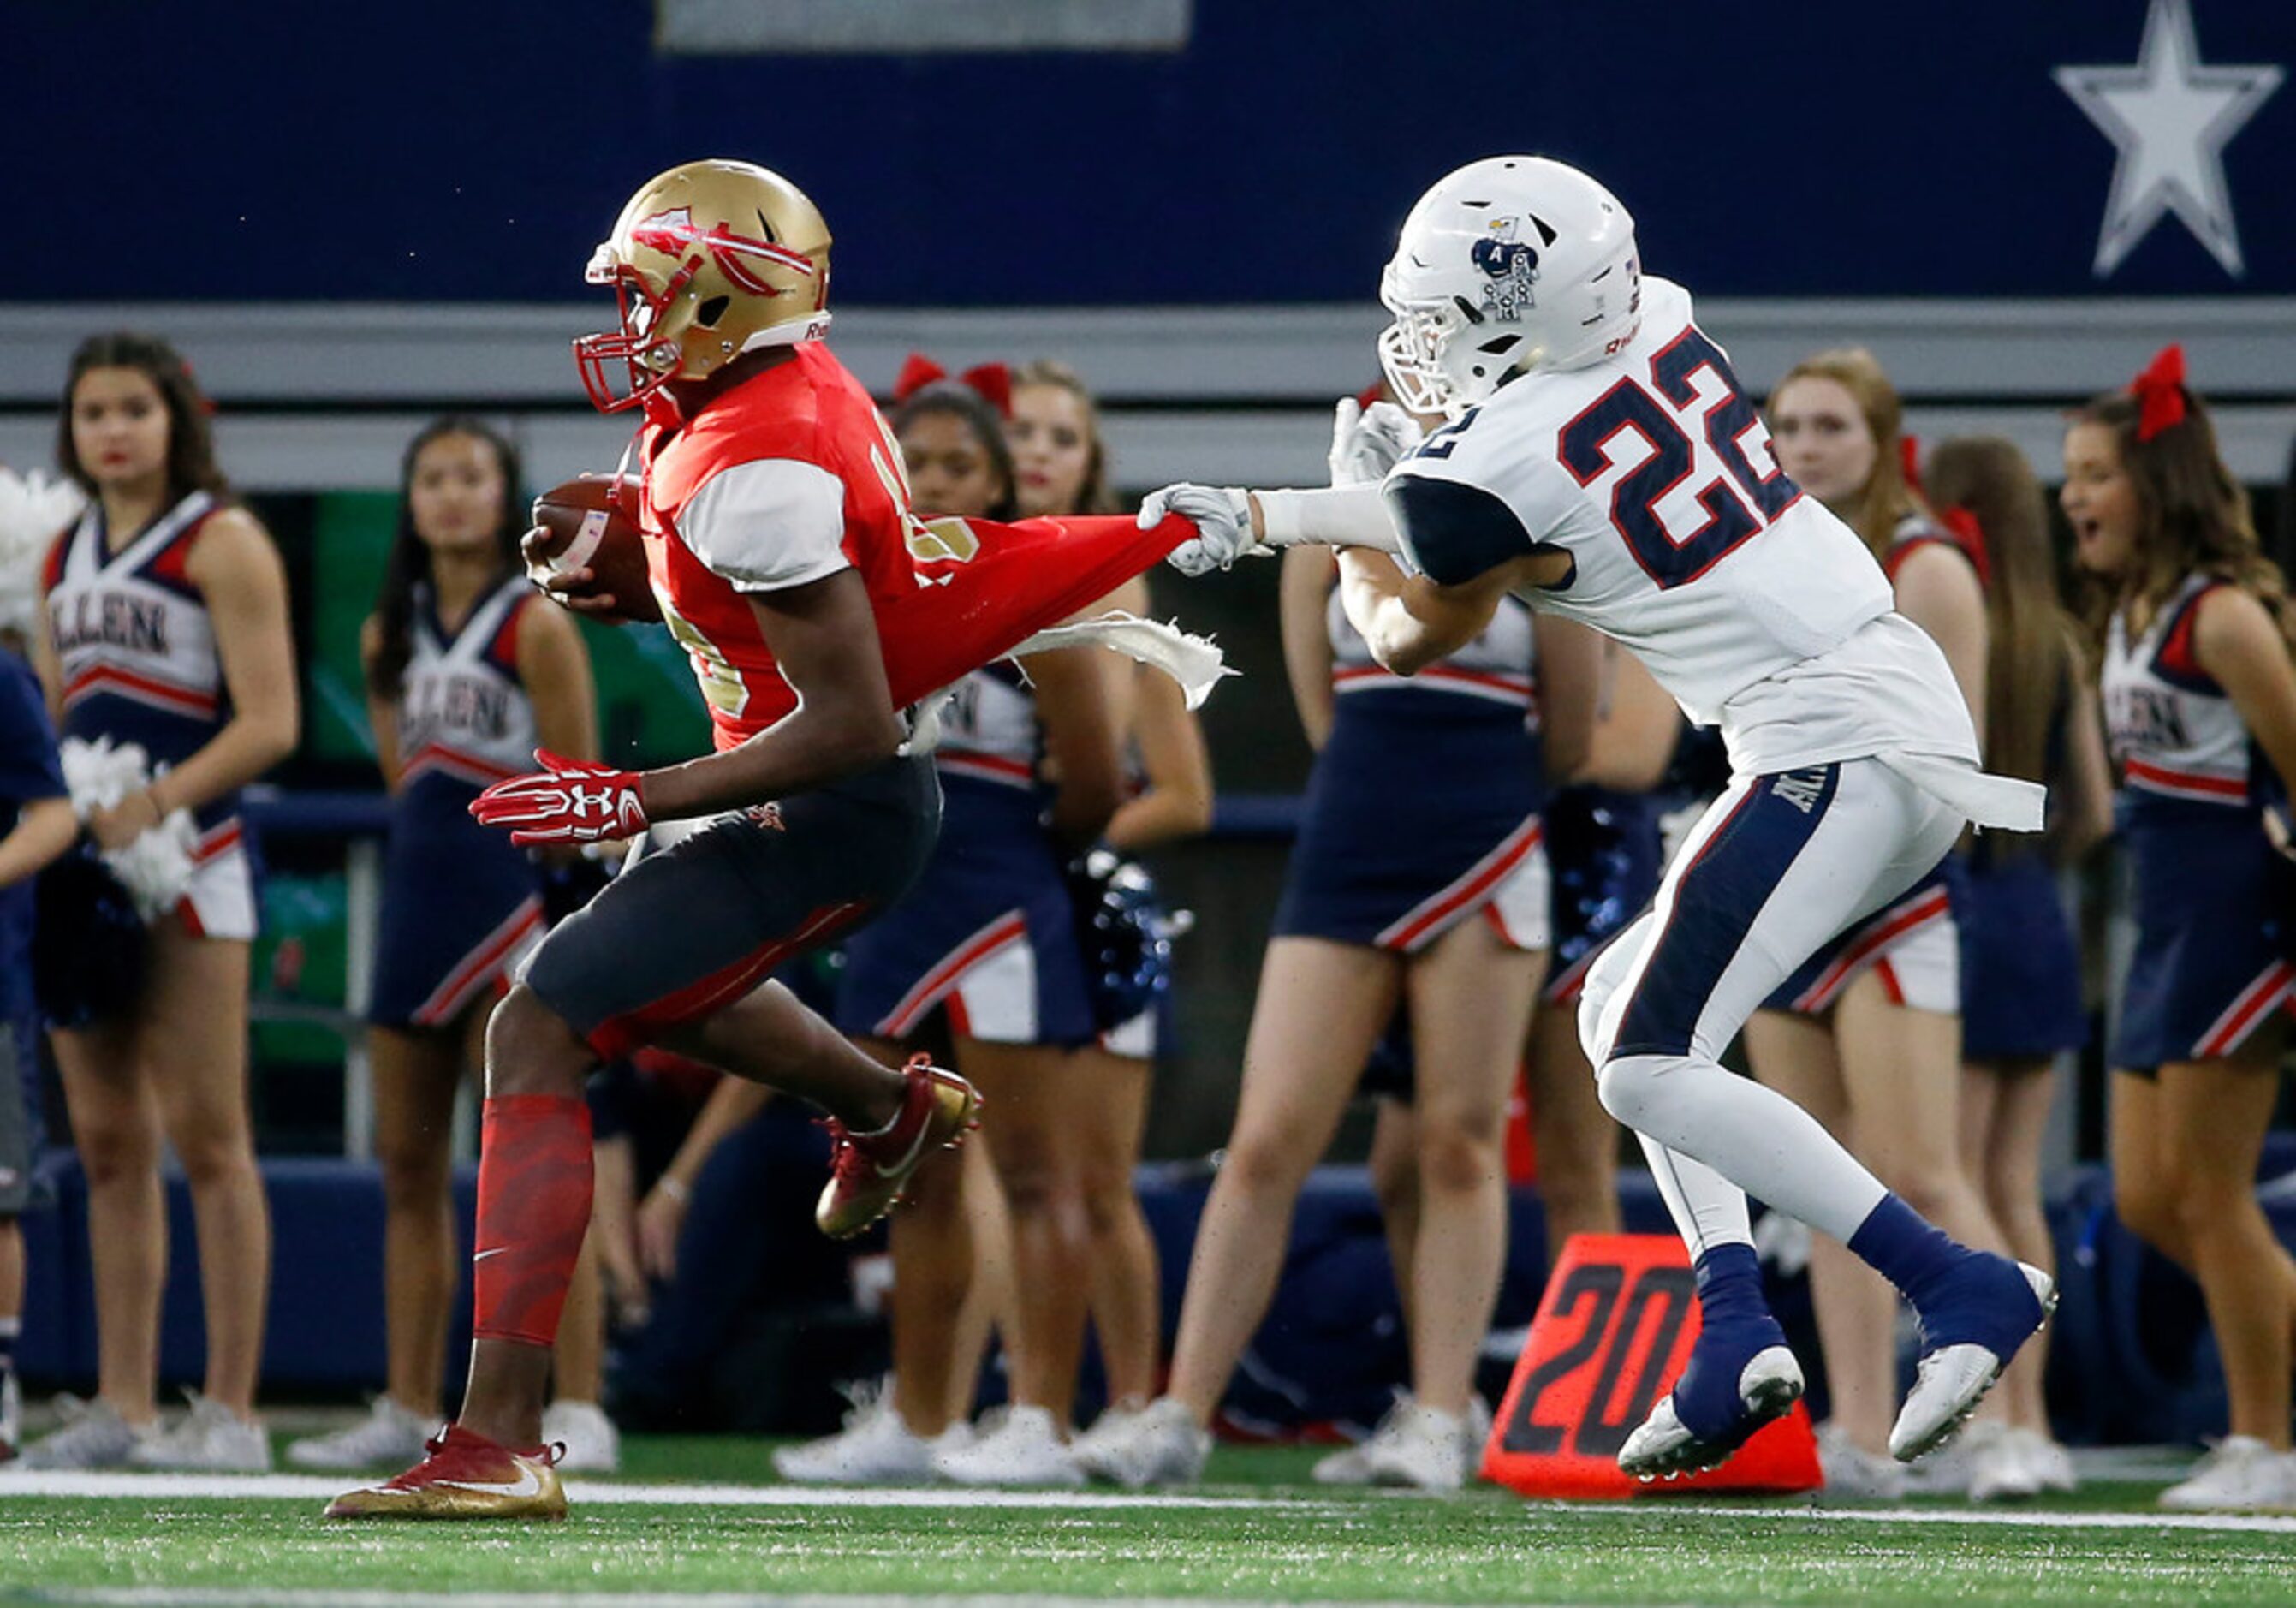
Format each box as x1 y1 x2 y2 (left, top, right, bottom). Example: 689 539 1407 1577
20 1153 476 1392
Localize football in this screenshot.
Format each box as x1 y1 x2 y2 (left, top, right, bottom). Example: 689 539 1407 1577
525 472 659 623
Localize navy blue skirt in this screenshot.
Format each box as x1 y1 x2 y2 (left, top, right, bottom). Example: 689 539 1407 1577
1274 694 1547 954
1958 848 2085 1061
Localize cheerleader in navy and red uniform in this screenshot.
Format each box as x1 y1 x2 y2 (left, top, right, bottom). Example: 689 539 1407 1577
1923 436 2115 1498
282 420 610 1477
2072 350 2296 1512
796 375 1122 1487
1750 349 2014 1495
23 335 297 1471
1105 537 1597 1492
1009 361 1212 1446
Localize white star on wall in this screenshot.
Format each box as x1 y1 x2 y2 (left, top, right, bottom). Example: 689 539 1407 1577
2055 0 2282 277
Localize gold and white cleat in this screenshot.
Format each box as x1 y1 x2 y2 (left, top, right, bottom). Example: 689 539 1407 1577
324 1424 567 1521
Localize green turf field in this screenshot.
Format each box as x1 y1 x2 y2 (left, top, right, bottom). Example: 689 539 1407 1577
3 1439 2292 1606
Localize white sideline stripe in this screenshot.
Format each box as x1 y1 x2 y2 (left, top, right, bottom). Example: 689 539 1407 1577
1774 1502 2296 1535
0 1470 1315 1510
9 1470 2296 1535
0 1596 1515 1608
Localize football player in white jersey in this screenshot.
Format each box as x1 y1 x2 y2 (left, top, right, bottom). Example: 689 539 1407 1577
1126 157 2055 1486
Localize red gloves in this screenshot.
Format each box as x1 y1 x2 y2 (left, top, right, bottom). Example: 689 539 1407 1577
470 749 649 846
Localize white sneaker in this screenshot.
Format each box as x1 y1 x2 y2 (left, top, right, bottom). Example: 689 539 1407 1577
932 1404 1083 1488
286 1397 435 1471
1964 1420 2043 1503
1312 1393 1409 1487
541 1399 621 1474
0 1368 19 1460
1816 1422 1907 1500
15 1395 157 1470
1072 1395 1209 1488
772 1384 943 1486
1071 1401 1146 1474
127 1391 271 1472
1362 1403 1474 1492
2161 1437 2296 1512
2016 1426 2076 1494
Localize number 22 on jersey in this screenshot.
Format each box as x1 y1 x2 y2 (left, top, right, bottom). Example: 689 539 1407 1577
1557 329 1800 590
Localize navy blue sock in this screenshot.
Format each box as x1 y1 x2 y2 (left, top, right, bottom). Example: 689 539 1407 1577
1671 1244 1784 1438
1847 1193 1965 1309
1692 1243 1772 1331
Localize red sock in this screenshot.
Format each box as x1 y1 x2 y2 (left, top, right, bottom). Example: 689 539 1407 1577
472 1094 592 1349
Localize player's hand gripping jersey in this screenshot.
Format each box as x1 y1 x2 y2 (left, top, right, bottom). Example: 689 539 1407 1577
1386 277 1995 787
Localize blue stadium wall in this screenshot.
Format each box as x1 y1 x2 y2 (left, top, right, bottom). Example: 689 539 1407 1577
10 0 2293 304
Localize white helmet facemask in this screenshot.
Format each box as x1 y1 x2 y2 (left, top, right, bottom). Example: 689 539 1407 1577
1377 156 1642 418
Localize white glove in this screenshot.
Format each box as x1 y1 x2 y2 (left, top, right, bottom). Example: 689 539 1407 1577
1141 484 1257 578
1328 397 1425 487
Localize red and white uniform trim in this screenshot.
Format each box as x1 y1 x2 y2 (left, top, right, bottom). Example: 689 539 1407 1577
1375 813 1550 954
1783 882 1956 1015
873 909 1038 1042
2192 959 2296 1059
413 896 545 1027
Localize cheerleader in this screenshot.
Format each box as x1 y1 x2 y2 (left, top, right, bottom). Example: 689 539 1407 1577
1009 361 1212 1454
1749 348 2013 1496
1924 437 2114 1498
2073 349 2296 1512
21 335 296 1470
788 374 1122 1486
283 419 612 1474
0 473 81 1460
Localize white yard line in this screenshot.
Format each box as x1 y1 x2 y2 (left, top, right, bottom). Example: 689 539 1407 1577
0 1596 1590 1608
7 1469 2296 1535
1644 1498 2296 1534
0 1470 1318 1510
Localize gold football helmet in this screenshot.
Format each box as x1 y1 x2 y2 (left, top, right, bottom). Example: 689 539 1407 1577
574 158 833 414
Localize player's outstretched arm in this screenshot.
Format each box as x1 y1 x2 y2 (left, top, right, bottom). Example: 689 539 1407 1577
1335 548 1514 677
1145 483 1402 577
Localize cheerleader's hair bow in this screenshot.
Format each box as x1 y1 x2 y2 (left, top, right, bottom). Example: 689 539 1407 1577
893 354 1013 417
2130 343 2189 443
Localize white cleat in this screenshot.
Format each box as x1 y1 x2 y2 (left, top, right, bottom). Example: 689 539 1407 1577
931 1404 1083 1488
1889 1263 2056 1463
772 1385 951 1486
540 1399 622 1474
1619 1345 1804 1482
1071 1396 1209 1489
287 1397 437 1472
127 1391 271 1473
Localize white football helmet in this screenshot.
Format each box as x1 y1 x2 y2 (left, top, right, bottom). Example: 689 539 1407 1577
1377 156 1641 417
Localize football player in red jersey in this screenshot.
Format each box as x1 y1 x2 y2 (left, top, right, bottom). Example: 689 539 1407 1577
330 159 1211 1521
